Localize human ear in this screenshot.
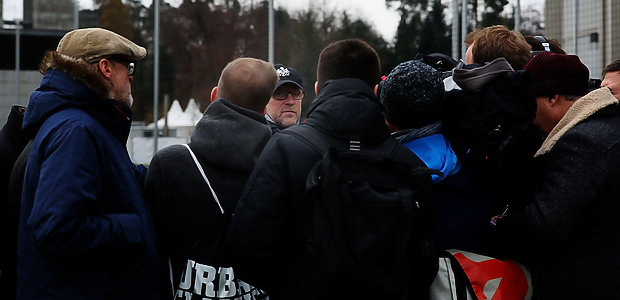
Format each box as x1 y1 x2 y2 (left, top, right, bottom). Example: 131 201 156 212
548 94 559 106
98 59 113 81
210 87 218 102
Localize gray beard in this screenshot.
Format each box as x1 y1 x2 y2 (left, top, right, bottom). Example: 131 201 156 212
109 90 134 107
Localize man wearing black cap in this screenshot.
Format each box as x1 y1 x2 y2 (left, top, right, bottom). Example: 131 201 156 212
15 28 159 299
265 64 304 134
492 52 620 300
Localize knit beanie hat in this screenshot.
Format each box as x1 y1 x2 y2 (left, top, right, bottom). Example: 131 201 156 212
380 60 444 129
523 52 589 97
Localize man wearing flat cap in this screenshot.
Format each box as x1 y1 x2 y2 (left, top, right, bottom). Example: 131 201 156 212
264 64 304 134
492 52 620 300
16 28 159 299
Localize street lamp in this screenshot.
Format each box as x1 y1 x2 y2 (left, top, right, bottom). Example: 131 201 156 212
268 0 274 63
154 0 160 154
15 19 22 104
74 0 79 29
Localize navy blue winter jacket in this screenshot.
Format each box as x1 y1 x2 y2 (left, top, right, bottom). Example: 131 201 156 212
17 52 159 299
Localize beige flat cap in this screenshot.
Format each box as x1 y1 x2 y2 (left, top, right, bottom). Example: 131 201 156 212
57 28 147 63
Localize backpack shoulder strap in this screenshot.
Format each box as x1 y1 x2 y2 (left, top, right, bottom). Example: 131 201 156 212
281 125 331 155
284 125 440 178
282 125 402 159
183 144 225 214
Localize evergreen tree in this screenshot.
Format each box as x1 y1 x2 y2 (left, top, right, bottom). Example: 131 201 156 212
86 0 395 121
335 12 393 76
99 0 134 39
481 0 511 28
518 4 544 35
418 0 450 56
389 0 451 64
289 7 336 114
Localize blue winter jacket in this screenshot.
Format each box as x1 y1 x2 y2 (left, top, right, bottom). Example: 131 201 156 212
402 134 460 183
17 56 159 299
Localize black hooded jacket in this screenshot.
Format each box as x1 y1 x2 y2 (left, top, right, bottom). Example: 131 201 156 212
0 105 28 299
493 88 620 300
144 98 271 299
433 58 540 255
226 78 430 299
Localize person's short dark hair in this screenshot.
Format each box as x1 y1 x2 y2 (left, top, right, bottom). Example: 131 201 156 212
316 38 381 89
524 35 566 56
602 60 620 78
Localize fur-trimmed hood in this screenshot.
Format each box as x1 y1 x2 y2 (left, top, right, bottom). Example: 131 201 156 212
23 51 132 140
39 50 111 99
535 87 619 157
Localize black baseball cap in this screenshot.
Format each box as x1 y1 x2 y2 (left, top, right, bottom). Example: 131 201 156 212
274 64 303 91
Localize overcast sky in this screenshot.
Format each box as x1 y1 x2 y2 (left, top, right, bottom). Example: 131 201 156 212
3 0 542 42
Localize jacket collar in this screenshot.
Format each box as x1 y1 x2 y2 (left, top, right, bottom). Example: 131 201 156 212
189 98 271 173
307 78 378 117
452 58 515 92
39 51 111 99
23 51 132 142
305 78 389 143
536 87 619 157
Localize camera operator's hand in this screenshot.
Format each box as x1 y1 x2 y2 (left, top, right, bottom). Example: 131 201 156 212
490 205 510 226
490 215 501 226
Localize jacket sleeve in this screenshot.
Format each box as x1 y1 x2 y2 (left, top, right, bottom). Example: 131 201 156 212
226 135 303 289
144 153 165 245
133 163 148 190
28 122 144 259
143 151 175 299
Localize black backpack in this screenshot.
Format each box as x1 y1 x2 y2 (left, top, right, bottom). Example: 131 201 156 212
282 125 438 300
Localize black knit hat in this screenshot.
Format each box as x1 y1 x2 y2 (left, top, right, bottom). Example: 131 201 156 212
380 60 444 129
523 52 589 97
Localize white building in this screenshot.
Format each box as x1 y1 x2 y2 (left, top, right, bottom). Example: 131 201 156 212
545 0 620 78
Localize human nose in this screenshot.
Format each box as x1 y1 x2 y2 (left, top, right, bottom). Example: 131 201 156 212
283 94 295 103
601 79 608 88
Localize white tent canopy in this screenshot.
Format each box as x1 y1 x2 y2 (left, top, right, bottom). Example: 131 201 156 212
147 98 203 128
185 98 203 124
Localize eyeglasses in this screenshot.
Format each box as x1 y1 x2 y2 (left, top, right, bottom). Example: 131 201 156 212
115 61 135 76
105 56 136 76
273 90 304 100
